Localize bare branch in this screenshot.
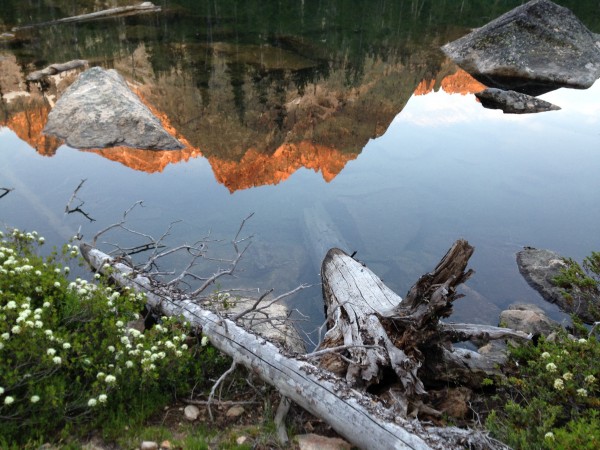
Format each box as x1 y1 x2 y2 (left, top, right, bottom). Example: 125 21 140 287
64 179 96 222
91 200 144 246
207 361 238 421
184 399 260 406
0 187 14 199
274 396 291 444
231 289 273 321
232 284 311 322
190 242 251 296
305 344 387 359
233 212 255 248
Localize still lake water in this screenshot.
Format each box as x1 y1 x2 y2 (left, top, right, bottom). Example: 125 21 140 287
1 1 599 341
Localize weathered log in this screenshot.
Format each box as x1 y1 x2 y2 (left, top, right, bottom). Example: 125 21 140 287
319 241 529 410
26 60 88 82
438 323 530 345
80 243 508 450
14 2 160 31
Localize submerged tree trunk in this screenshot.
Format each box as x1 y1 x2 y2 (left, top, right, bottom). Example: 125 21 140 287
14 3 161 31
80 241 518 450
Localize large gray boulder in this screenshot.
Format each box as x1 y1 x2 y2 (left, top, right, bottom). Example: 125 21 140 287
517 247 599 324
44 66 183 150
475 88 560 114
442 0 600 94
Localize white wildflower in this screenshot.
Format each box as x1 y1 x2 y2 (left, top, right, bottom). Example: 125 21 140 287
105 375 116 384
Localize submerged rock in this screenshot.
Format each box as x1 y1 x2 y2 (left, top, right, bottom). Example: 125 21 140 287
500 303 560 337
442 0 600 95
475 88 561 114
517 248 599 324
44 66 183 150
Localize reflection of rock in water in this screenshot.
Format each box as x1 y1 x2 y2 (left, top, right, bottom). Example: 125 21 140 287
0 98 62 155
453 285 501 325
475 88 560 114
44 67 183 150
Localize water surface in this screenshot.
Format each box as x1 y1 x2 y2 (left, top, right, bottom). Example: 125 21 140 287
1 0 599 341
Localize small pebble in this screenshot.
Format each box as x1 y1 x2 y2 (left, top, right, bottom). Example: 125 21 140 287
140 441 158 450
184 404 200 421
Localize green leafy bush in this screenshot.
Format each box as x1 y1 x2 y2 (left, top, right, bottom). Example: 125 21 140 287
486 328 600 449
552 253 600 321
0 228 226 446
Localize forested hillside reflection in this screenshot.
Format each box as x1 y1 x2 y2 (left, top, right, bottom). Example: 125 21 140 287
2 0 598 190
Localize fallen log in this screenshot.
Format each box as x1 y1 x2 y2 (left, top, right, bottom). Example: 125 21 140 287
26 60 88 82
14 2 161 31
80 242 511 450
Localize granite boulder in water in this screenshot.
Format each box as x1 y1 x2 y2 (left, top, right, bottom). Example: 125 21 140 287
442 0 600 95
517 247 599 324
44 66 183 150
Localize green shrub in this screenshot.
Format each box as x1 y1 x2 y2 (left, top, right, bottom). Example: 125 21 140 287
552 252 600 321
486 328 600 449
0 228 226 446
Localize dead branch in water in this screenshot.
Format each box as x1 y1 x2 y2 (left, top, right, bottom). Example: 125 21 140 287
0 187 14 199
65 179 95 222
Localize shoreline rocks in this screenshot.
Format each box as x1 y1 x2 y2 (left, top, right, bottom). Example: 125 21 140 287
516 247 599 324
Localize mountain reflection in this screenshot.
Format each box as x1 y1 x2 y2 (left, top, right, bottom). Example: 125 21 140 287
1 0 529 192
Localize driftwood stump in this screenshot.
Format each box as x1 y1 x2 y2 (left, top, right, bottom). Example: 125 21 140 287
318 240 528 417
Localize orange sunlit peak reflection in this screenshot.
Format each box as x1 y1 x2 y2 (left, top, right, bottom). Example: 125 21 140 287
414 69 486 96
209 142 358 193
2 80 357 191
1 101 62 156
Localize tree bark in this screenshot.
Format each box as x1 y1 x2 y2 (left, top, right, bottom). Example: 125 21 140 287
80 242 510 450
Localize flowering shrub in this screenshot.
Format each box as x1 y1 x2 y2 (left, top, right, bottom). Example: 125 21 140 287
0 229 223 445
486 327 600 449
